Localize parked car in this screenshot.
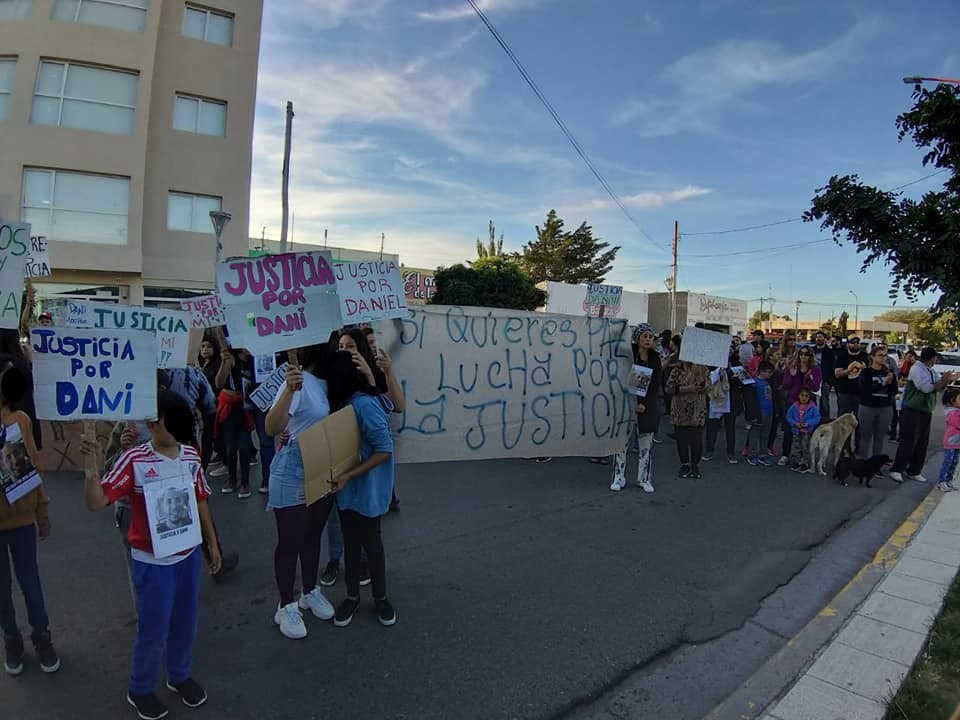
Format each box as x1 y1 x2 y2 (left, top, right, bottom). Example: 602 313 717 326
934 352 960 381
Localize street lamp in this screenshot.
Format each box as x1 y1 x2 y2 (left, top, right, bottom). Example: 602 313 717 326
849 290 859 336
210 210 232 263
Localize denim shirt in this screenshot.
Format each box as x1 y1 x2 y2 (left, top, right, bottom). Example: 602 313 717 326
336 393 395 518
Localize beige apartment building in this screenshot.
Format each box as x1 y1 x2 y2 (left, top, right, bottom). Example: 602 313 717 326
0 0 262 306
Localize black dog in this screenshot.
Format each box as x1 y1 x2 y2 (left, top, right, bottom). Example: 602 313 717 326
835 452 892 488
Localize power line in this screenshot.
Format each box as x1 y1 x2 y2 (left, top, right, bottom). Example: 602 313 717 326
465 0 666 253
682 238 833 259
680 169 949 237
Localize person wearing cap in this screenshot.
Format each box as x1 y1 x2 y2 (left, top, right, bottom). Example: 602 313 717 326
890 347 958 483
611 323 661 493
832 337 870 449
36 313 53 328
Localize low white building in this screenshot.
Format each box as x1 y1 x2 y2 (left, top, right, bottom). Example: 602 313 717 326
647 292 748 335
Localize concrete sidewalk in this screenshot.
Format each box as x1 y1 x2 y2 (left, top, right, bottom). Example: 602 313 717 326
761 484 960 720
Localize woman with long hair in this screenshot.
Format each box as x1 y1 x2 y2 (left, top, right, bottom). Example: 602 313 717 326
197 336 222 472
779 345 822 466
611 324 661 493
665 341 709 479
215 347 254 497
263 343 336 639
325 351 397 628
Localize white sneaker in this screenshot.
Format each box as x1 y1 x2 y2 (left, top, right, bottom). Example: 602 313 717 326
208 464 227 477
639 480 655 493
889 471 904 483
777 456 789 467
908 474 929 483
299 587 335 620
274 602 307 639
609 480 624 492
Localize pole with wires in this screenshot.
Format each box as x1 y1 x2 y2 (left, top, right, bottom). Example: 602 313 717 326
670 220 678 332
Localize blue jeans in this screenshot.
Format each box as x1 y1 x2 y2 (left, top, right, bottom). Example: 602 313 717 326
939 449 959 485
255 409 275 489
130 548 201 695
0 524 49 638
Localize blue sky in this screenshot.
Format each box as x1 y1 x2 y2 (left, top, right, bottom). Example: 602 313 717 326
249 0 959 322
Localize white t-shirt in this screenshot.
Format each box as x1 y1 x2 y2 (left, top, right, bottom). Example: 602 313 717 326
270 373 330 439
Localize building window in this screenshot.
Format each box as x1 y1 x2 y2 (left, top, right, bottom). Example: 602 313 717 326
167 192 221 233
0 1 33 21
22 168 130 246
0 59 14 122
182 4 233 47
173 94 226 136
31 60 138 135
51 0 149 33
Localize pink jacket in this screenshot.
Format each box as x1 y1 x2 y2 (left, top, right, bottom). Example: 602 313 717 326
945 407 960 450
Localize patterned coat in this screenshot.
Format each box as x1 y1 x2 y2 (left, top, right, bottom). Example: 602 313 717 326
666 362 709 427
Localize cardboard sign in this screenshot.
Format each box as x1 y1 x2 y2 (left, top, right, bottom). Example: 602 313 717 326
299 405 361 506
0 421 42 504
583 283 622 318
249 362 288 413
179 294 226 329
216 251 341 355
334 260 408 324
381 305 634 463
31 327 158 421
61 300 191 369
678 326 731 368
25 234 51 278
0 220 30 329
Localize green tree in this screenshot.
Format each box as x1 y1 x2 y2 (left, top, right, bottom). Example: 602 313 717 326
885 331 901 345
804 84 960 311
430 257 546 311
748 311 790 330
474 220 504 262
875 309 959 348
519 210 620 284
838 311 850 336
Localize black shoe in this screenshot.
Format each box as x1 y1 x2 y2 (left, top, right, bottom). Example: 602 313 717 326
334 597 360 627
375 598 397 627
320 561 339 587
127 692 169 720
212 551 239 582
359 561 371 587
689 466 702 479
31 630 59 673
166 677 208 708
678 464 691 478
389 493 400 512
4 634 24 676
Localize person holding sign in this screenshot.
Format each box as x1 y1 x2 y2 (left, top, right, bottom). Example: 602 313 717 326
80 391 222 720
264 344 337 640
0 363 59 676
665 339 710 480
611 324 661 493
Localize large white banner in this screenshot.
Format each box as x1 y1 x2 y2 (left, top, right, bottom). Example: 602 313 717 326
59 300 191 369
216 251 341 355
382 305 634 463
0 220 29 329
31 327 158 421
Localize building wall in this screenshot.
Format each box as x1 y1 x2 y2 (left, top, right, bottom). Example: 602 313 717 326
0 0 262 304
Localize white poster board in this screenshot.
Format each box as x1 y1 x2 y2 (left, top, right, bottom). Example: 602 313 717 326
0 220 30 329
679 326 732 368
381 306 634 463
179 294 226 329
334 260 408 325
61 300 191 369
25 234 51 279
250 363 288 412
31 327 158 421
583 283 623 318
216 251 341 355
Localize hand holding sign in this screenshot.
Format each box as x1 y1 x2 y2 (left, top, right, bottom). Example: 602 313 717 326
285 363 304 392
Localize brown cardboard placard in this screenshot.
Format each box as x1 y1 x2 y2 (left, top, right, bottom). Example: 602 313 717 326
299 405 361 506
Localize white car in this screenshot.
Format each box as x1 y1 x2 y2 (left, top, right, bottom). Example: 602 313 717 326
935 352 960 381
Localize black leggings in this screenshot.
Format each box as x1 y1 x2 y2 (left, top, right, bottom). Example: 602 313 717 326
273 497 334 606
340 510 387 599
675 425 704 466
222 411 251 489
706 413 736 456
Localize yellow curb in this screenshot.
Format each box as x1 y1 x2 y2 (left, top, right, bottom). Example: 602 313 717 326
706 486 943 720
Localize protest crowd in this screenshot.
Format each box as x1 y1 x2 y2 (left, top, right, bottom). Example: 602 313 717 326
1 253 959 720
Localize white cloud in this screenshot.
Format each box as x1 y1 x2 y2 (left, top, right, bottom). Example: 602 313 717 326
417 0 545 22
271 0 392 29
591 185 713 210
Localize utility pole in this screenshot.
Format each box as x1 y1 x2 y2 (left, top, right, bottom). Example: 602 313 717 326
794 300 801 336
379 232 385 261
768 284 774 334
670 220 678 331
279 100 294 253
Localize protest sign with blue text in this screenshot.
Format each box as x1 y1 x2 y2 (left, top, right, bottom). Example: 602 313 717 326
31 327 157 421
381 305 634 463
334 260 408 325
216 251 341 354
0 220 30 329
61 300 191 369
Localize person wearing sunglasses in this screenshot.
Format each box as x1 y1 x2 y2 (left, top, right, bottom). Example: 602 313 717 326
780 347 822 466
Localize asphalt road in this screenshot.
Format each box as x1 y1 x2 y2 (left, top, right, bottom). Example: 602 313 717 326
3 417 941 720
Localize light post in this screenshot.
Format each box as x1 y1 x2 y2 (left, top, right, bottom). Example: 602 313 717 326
849 290 859 337
210 210 232 263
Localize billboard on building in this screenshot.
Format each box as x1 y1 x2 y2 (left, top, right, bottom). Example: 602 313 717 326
402 266 436 305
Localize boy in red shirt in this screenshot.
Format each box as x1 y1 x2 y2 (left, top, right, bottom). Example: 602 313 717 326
81 390 221 720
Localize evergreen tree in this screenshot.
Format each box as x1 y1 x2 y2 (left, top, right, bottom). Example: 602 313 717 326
519 210 619 284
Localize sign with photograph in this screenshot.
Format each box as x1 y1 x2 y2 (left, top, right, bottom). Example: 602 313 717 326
629 365 654 397
216 251 342 355
0 422 42 504
31 327 158 421
142 470 202 559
